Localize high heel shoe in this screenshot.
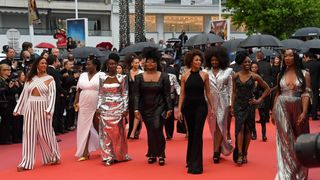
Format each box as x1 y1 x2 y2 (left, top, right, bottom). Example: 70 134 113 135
242 152 248 164
105 159 114 166
147 157 156 164
236 153 243 166
77 155 90 161
17 166 28 172
158 157 165 166
213 152 220 164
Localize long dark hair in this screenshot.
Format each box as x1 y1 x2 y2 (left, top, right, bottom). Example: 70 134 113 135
277 49 306 93
27 56 46 82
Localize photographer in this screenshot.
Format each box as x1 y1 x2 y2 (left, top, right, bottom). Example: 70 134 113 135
0 64 17 144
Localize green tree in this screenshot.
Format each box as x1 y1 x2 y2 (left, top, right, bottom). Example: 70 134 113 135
225 0 320 39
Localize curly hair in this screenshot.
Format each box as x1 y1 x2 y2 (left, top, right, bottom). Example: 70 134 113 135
235 51 249 65
184 49 204 68
205 46 230 70
142 47 161 70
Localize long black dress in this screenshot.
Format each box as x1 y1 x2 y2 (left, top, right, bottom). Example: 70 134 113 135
233 76 255 162
134 72 172 158
126 72 142 138
182 70 208 174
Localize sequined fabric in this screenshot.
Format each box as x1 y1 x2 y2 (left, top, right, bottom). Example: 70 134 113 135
274 71 309 180
207 68 234 156
97 74 130 162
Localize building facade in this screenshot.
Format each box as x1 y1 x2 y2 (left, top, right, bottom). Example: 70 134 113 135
0 0 246 52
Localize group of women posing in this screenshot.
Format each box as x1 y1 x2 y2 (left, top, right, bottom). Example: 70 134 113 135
13 46 310 179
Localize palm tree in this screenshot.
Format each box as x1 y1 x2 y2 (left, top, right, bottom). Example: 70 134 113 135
135 0 145 43
119 0 130 47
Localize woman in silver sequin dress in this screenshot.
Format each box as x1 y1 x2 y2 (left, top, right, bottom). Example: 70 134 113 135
97 53 130 166
204 46 234 163
272 49 311 180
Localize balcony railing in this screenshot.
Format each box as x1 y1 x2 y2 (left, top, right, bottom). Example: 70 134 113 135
0 27 112 36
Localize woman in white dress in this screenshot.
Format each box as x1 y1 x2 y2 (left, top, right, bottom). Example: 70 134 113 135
205 46 234 163
74 56 104 161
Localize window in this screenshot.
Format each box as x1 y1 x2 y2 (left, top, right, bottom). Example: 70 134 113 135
129 15 157 32
164 16 203 32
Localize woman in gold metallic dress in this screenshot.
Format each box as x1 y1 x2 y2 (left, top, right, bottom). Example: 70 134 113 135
272 49 311 180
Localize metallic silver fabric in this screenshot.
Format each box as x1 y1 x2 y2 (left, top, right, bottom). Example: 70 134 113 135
207 68 234 156
274 72 309 180
97 74 130 162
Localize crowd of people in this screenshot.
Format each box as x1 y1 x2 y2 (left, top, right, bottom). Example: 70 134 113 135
0 38 319 179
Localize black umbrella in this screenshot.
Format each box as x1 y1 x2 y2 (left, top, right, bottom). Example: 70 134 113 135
292 27 320 37
184 33 224 46
166 38 181 43
119 42 161 55
240 34 283 48
280 39 304 51
72 47 104 59
301 39 320 53
222 38 245 52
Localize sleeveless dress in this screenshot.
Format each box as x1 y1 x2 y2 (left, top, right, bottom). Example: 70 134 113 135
274 71 309 180
232 75 255 163
182 70 208 174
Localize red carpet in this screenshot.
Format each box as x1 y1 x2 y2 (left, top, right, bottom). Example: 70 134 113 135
1 116 320 180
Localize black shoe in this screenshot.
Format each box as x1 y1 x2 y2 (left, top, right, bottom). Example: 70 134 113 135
251 132 257 140
147 157 156 164
213 152 220 164
262 135 267 142
158 157 165 166
187 169 203 174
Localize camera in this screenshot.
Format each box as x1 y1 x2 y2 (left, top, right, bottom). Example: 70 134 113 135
294 133 320 168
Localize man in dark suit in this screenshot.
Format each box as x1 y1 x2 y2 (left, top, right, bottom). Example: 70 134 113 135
303 51 320 120
47 55 68 135
0 47 15 66
254 51 272 139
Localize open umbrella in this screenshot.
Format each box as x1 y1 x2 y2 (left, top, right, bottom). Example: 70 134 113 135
72 47 104 59
222 38 245 52
119 42 161 55
301 39 320 53
292 27 320 37
35 42 56 49
240 34 283 48
280 39 304 51
96 42 113 50
166 38 181 43
184 33 224 46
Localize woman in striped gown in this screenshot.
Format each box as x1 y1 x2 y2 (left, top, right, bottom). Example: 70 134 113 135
13 57 60 172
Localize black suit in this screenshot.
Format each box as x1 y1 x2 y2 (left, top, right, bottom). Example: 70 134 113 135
304 59 320 119
47 66 67 134
257 60 272 123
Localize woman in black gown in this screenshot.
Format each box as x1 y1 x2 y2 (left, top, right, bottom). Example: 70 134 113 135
125 53 143 139
134 47 172 166
178 49 214 174
231 52 270 165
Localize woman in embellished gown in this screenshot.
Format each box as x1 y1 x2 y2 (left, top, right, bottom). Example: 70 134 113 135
273 49 310 180
134 47 172 166
74 56 102 161
231 51 270 166
97 53 130 166
178 49 214 174
204 46 234 164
